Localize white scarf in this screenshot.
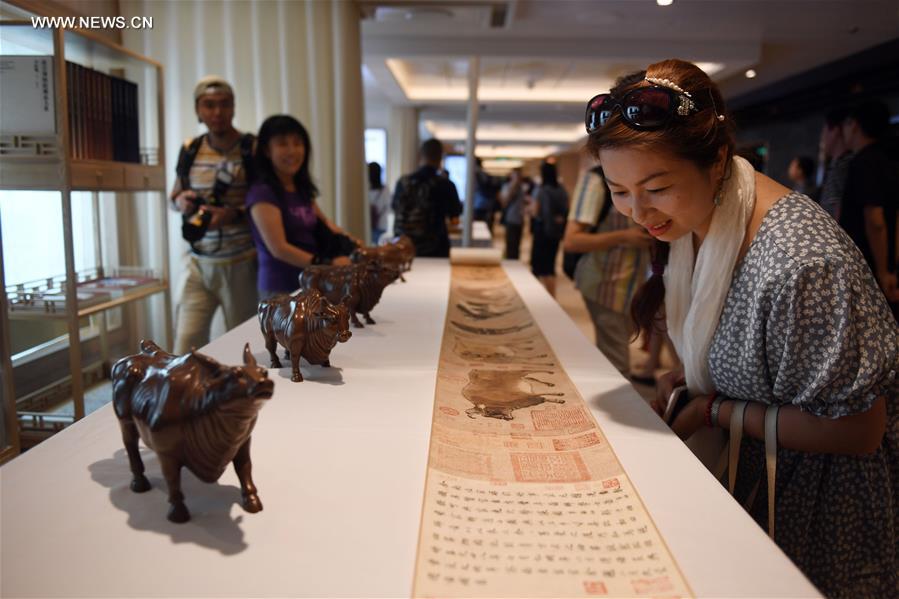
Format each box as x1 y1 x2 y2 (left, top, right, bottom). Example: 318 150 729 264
665 156 756 395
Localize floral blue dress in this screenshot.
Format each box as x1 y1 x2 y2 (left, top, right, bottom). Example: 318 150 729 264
708 193 898 598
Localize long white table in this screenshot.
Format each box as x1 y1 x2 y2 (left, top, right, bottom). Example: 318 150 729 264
0 260 819 598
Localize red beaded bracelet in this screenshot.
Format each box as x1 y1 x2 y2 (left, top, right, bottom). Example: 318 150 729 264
704 392 718 428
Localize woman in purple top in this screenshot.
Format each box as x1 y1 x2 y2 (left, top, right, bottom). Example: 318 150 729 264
246 115 353 297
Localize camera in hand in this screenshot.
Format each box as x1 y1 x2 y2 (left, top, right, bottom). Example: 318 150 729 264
181 165 235 246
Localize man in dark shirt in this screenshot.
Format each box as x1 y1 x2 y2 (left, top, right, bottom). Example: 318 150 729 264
840 100 899 308
392 138 463 257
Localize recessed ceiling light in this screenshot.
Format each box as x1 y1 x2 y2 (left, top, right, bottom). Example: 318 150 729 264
657 0 674 6
745 69 757 79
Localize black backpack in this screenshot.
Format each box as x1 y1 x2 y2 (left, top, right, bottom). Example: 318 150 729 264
393 173 440 256
562 166 613 280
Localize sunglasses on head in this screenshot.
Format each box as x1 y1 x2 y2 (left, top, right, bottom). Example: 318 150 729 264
585 85 718 133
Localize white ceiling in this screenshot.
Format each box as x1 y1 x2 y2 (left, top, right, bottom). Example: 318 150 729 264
360 0 899 163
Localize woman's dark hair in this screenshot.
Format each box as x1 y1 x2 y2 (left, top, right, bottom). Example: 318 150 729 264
254 114 318 200
368 162 383 190
794 156 815 180
539 161 559 187
586 59 736 339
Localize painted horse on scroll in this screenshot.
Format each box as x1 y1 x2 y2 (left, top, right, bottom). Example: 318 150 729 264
461 369 565 420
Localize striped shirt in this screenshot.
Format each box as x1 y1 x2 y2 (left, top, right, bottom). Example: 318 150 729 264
818 151 853 222
568 170 650 314
181 135 255 260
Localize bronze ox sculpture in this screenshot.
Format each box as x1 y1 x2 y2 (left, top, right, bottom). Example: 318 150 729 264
351 235 415 282
462 368 565 420
112 341 273 523
257 288 352 382
298 259 400 328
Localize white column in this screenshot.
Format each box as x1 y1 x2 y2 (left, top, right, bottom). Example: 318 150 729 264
386 105 420 196
462 56 480 248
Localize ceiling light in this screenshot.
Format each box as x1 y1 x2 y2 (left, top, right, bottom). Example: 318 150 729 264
694 62 725 77
475 145 563 159
745 69 757 79
425 121 585 144
657 0 673 6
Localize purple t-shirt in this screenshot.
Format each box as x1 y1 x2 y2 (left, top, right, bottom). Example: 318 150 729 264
246 182 319 293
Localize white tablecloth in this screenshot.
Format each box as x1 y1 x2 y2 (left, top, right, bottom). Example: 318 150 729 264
0 260 819 598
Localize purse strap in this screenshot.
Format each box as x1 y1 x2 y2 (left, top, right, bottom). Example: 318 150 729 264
765 405 780 539
727 401 748 494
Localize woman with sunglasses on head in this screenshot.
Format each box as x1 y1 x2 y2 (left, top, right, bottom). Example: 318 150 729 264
246 115 354 298
586 59 897 598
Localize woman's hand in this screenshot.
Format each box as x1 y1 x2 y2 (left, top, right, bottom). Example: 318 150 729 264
670 395 710 440
652 368 685 416
332 256 351 266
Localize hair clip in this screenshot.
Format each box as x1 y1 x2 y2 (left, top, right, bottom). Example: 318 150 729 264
645 76 691 97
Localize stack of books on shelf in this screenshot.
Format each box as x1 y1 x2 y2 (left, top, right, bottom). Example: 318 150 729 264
66 62 141 162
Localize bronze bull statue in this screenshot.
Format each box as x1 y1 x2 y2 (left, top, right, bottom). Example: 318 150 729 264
462 368 565 420
298 259 400 328
351 235 415 282
257 288 352 382
112 341 273 523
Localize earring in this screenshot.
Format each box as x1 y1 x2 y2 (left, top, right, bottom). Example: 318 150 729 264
714 193 722 206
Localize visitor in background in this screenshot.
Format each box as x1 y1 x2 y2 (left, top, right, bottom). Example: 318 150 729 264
587 59 897 598
392 138 462 258
562 156 652 378
499 168 526 260
817 107 852 221
246 115 354 298
472 157 498 234
840 100 899 314
368 162 390 244
169 75 258 354
787 155 818 200
529 161 569 297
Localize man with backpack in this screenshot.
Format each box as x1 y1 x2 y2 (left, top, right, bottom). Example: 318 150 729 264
562 164 652 377
169 75 258 353
392 138 462 258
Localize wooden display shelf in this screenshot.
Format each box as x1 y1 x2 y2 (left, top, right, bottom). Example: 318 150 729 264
7 281 168 321
0 156 165 192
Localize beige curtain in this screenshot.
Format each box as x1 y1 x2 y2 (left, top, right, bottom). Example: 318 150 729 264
119 0 367 339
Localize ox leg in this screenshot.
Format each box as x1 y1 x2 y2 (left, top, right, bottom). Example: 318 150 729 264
543 393 566 404
233 437 263 513
399 273 406 283
351 311 365 329
119 419 150 493
159 456 190 523
264 332 282 368
288 340 304 382
363 311 376 325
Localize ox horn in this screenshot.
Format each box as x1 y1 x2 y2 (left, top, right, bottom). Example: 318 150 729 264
243 343 257 367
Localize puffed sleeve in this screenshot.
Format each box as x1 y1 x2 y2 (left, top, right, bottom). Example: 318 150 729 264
766 256 898 418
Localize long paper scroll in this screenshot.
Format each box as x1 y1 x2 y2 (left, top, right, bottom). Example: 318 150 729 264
413 265 691 598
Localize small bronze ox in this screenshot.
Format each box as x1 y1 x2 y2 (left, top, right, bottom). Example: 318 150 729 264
298 259 400 328
112 341 273 523
462 369 565 420
351 235 415 282
257 288 352 382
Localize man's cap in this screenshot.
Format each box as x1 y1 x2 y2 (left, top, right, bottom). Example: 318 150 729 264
194 75 234 102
